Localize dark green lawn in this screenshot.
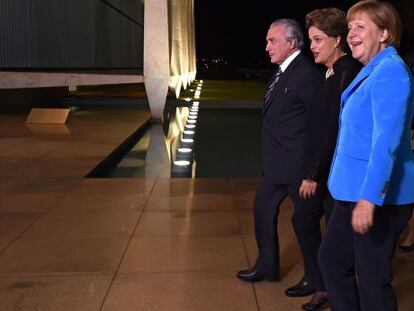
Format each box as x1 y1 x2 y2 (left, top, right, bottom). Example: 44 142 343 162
180 80 266 101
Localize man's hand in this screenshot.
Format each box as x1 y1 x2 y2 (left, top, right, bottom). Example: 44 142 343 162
352 199 375 234
299 179 318 199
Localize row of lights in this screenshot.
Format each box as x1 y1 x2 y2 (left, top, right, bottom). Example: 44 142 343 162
171 80 203 177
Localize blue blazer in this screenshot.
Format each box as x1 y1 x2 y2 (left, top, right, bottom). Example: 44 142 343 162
328 46 414 206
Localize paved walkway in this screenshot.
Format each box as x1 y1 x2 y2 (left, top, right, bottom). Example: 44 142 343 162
0 105 413 310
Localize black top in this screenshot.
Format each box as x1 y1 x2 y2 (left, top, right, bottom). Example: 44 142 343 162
304 54 362 182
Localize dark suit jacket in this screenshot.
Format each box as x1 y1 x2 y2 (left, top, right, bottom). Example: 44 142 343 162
262 52 323 184
304 55 362 183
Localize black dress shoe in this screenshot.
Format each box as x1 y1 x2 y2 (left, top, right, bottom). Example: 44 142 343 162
302 296 329 311
399 242 414 252
285 279 315 297
236 268 279 283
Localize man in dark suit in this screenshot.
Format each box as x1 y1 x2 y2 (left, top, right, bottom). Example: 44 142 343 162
237 19 324 297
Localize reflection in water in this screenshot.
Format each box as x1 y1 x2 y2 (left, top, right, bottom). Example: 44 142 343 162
107 104 191 178
145 124 170 177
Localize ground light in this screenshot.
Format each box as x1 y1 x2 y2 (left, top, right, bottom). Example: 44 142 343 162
176 148 193 161
180 137 194 148
171 99 201 178
183 130 195 139
171 160 192 177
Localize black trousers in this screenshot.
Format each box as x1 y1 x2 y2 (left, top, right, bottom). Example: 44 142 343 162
253 181 330 289
319 200 413 311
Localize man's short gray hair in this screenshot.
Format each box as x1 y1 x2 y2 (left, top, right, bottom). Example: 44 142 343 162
270 19 304 49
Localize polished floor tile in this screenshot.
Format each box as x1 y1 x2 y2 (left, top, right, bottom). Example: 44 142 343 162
0 237 129 276
46 142 117 158
237 199 296 237
145 193 234 212
393 254 414 311
4 177 78 194
0 180 14 194
0 213 41 243
0 138 70 158
0 158 25 178
0 213 42 252
69 178 156 194
49 192 146 213
232 190 256 211
22 212 140 238
254 279 310 311
0 239 13 253
230 178 261 192
102 273 258 311
119 237 248 273
153 178 232 196
0 193 65 213
134 210 240 237
1 108 413 311
19 157 103 178
0 275 111 311
237 211 256 236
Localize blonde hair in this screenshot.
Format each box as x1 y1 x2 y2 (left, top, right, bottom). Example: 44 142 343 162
347 0 402 47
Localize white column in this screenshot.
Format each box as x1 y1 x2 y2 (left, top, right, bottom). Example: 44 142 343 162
144 0 170 120
169 0 196 98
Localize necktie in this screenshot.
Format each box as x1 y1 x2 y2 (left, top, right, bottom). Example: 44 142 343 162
265 68 282 106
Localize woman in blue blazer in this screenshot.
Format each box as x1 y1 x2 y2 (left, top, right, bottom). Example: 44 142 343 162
318 1 414 311
399 120 414 251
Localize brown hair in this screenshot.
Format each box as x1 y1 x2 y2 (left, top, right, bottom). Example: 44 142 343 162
347 0 402 47
305 8 348 51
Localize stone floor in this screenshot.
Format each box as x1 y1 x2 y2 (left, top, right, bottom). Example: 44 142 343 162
0 107 413 311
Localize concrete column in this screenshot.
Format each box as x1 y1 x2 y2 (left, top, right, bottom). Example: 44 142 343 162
168 0 196 98
144 0 170 120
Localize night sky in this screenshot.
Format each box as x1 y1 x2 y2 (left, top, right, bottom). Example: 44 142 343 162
195 0 414 68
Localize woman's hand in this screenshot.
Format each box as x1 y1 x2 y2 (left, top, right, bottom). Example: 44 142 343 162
352 199 376 234
299 179 318 199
